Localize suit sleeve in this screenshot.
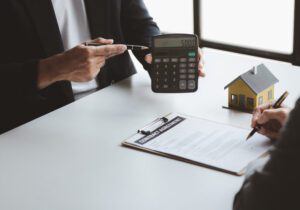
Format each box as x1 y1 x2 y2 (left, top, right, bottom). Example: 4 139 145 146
0 61 40 99
0 1 45 133
233 98 300 210
121 0 160 71
0 2 41 100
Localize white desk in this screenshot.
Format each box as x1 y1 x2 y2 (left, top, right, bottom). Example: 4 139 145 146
0 48 299 210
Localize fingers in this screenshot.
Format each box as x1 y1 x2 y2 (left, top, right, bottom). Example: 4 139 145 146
198 69 205 77
251 109 263 128
257 108 289 125
251 102 273 128
93 44 127 57
144 54 152 64
198 48 205 77
257 127 279 140
258 102 273 111
85 37 114 45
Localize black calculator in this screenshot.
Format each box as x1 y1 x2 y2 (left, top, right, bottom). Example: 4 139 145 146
150 34 199 93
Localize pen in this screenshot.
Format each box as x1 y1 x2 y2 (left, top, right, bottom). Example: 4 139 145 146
246 91 289 141
85 42 149 51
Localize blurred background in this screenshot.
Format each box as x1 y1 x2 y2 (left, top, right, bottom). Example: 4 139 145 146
144 0 294 54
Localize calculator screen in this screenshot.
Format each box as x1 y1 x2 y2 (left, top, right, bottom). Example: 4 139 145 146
154 37 196 48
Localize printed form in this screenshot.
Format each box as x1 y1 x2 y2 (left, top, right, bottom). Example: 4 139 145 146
123 113 272 175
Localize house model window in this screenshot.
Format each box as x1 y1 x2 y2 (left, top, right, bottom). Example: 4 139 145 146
268 90 273 100
224 64 279 112
259 96 264 105
231 94 238 104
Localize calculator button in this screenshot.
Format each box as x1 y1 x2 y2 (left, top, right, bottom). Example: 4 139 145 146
179 80 187 90
163 58 170 63
163 84 169 89
179 69 187 74
164 71 168 75
164 64 168 69
180 58 187 62
155 84 160 89
189 58 197 62
188 80 196 90
172 71 176 75
171 58 179 63
154 58 162 63
179 74 187 79
179 63 187 68
188 63 197 68
188 69 196 73
188 52 196 57
164 78 168 82
173 78 177 82
188 74 196 79
172 64 177 69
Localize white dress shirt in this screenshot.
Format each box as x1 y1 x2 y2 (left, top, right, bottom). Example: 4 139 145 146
51 0 99 100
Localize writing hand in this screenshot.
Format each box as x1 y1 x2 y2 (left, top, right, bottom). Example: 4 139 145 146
251 103 290 140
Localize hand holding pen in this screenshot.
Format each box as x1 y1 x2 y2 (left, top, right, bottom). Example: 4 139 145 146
85 40 150 51
247 91 290 140
86 38 206 78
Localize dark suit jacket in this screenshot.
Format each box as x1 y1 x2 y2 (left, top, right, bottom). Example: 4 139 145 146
234 98 300 210
0 0 160 133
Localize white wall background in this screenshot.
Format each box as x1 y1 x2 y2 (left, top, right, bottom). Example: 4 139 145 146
143 0 294 54
201 0 294 54
144 0 194 33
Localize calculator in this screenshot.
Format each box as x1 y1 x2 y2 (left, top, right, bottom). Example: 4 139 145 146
150 34 199 93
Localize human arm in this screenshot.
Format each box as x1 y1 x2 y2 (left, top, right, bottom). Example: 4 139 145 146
37 38 126 89
251 103 291 140
233 99 300 210
0 37 126 132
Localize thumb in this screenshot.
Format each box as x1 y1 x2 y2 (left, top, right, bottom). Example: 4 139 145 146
145 54 152 64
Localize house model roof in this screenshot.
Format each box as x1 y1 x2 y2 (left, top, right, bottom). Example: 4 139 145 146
224 64 279 94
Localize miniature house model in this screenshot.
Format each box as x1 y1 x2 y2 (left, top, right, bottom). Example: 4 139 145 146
224 64 279 111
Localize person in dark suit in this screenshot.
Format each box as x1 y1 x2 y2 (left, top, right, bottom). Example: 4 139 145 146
233 98 300 210
0 0 204 133
0 0 159 133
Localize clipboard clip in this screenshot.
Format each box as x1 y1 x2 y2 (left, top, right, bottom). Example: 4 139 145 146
137 117 169 136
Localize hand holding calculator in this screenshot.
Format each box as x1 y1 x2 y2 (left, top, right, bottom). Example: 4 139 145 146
150 34 199 93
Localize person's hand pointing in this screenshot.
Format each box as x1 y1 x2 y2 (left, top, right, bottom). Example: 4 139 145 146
37 38 127 89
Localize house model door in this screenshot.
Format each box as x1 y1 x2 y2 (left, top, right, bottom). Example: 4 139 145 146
239 94 245 109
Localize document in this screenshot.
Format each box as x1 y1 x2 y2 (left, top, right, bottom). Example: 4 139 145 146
122 113 272 175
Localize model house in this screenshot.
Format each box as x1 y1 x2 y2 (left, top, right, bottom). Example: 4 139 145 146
224 64 279 111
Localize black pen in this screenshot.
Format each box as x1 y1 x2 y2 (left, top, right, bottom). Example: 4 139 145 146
246 91 289 141
85 42 149 51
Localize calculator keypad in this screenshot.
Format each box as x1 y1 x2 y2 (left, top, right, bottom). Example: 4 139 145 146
152 54 198 92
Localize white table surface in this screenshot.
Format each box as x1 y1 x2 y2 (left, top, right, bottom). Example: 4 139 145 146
0 48 299 210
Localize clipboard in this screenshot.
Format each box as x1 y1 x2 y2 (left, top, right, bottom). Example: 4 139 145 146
122 113 272 176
